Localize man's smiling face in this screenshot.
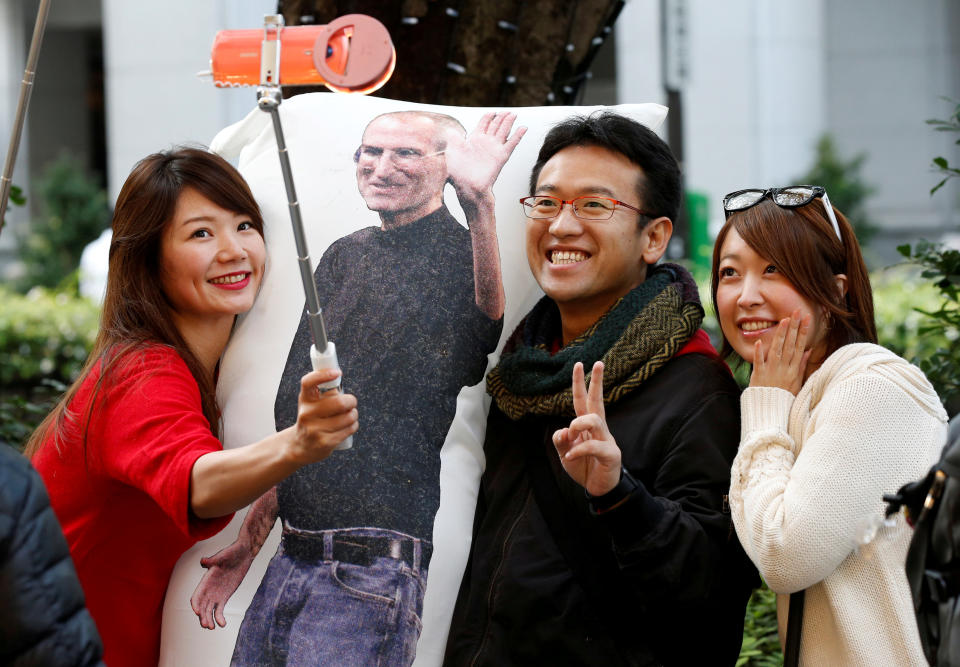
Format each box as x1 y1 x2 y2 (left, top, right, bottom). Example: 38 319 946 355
355 115 448 227
526 144 658 325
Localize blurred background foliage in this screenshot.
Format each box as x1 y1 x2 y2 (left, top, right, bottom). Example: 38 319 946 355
926 99 960 195
894 99 960 415
796 134 877 248
0 283 98 448
13 153 109 292
736 587 781 667
1 151 108 448
1 183 27 227
1 151 107 448
0 283 98 386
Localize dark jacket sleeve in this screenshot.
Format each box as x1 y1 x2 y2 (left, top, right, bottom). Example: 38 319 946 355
596 356 744 607
0 445 104 667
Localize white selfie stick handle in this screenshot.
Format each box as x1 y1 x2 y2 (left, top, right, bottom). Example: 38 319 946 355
310 341 353 450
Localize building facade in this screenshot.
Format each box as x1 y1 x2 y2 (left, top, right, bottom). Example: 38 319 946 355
1 0 957 273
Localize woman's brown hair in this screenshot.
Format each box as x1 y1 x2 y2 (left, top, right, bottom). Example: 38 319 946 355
710 195 877 361
24 147 264 457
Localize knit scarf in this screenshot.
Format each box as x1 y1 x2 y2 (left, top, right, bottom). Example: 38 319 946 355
487 263 704 420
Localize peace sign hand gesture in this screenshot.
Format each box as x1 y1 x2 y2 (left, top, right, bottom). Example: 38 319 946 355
552 361 622 497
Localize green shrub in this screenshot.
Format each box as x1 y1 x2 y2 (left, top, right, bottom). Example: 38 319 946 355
873 264 951 363
926 99 960 195
738 586 782 666
0 379 66 449
1 183 27 229
0 283 98 449
896 100 960 415
0 283 99 386
895 242 960 413
14 154 109 291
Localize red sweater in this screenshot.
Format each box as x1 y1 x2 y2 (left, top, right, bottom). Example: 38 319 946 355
34 346 232 667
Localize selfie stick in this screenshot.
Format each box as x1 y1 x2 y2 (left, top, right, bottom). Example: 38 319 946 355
0 0 52 235
233 14 393 449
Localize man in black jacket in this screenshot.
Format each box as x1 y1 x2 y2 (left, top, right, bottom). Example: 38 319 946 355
446 112 756 666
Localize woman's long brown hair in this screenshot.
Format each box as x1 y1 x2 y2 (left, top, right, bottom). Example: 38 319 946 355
24 147 264 458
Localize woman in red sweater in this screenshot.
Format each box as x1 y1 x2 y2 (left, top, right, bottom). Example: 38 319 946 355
27 147 358 666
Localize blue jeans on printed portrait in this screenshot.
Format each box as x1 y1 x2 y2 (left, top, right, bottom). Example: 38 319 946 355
231 526 428 667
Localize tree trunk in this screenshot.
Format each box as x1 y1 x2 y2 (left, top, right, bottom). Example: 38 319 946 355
276 0 623 106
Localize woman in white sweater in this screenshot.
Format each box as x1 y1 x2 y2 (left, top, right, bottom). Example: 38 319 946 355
710 186 949 666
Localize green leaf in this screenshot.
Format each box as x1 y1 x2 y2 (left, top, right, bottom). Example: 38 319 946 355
897 244 912 259
13 153 109 291
9 184 26 206
934 156 949 168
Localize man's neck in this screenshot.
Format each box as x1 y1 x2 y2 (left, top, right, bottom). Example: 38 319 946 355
555 273 649 345
379 201 444 230
556 292 636 346
558 305 605 346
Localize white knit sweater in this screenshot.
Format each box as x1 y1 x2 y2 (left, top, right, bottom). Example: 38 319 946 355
729 343 948 666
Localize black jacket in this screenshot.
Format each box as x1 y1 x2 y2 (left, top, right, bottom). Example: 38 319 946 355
446 353 757 666
0 445 103 666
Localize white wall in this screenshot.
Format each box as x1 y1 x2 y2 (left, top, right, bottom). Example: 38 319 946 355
15 0 104 176
615 0 663 106
28 28 97 173
826 0 960 236
617 0 827 236
0 0 28 256
687 0 825 232
615 0 959 256
102 0 274 200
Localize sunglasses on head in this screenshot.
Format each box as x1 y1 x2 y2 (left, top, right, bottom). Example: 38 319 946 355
722 185 842 243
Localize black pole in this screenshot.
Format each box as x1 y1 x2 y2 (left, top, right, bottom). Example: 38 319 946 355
0 0 53 235
660 0 688 259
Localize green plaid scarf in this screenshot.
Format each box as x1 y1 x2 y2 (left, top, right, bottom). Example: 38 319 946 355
487 263 704 420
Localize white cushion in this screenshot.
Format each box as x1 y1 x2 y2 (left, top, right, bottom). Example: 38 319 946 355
160 92 666 667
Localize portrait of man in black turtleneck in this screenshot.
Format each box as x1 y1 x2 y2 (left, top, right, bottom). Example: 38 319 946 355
191 109 524 667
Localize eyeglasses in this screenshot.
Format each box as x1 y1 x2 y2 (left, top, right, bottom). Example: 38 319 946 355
353 145 445 167
722 185 842 242
519 195 654 221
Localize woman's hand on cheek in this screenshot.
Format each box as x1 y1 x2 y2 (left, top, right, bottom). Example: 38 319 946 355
749 309 812 395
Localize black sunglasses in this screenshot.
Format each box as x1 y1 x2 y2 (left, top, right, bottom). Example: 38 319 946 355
722 185 842 242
